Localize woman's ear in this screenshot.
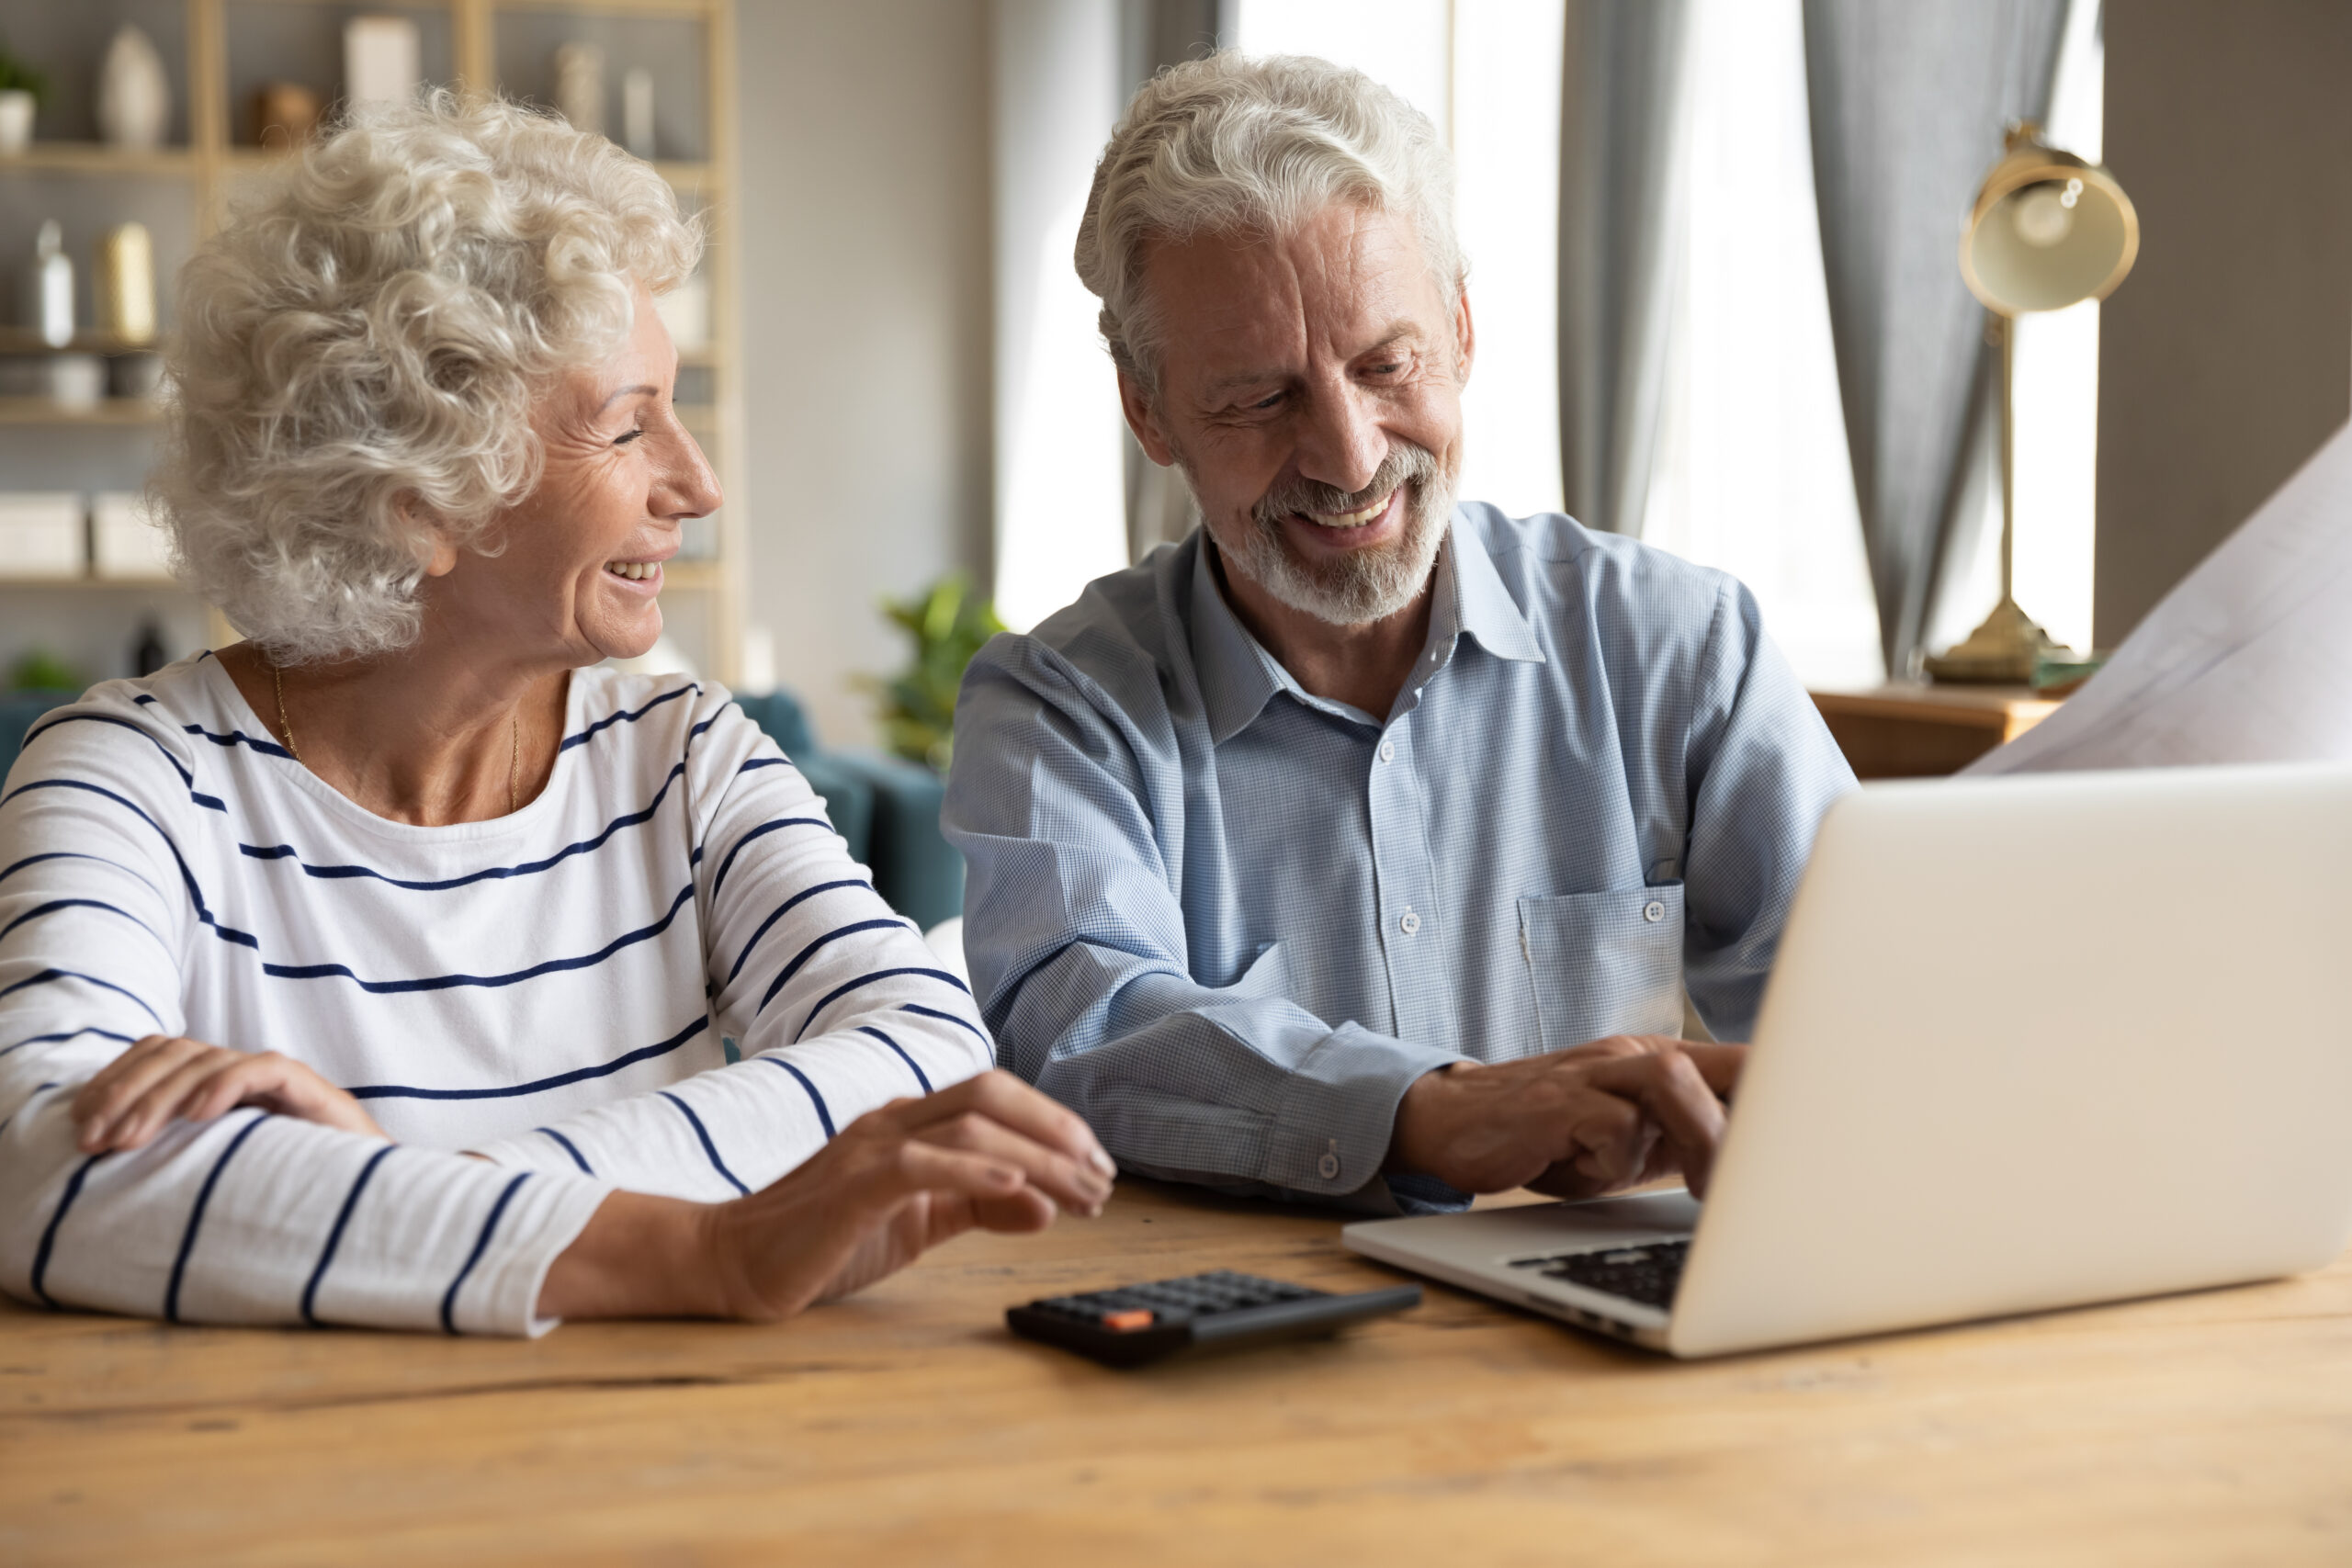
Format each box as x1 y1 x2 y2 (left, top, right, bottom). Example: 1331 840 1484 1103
399 497 461 579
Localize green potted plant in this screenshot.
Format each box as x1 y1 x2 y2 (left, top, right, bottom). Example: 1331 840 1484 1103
865 574 1005 773
0 36 49 157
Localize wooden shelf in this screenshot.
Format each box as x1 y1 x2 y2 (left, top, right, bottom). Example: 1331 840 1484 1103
2 0 745 685
0 145 203 178
0 327 169 356
0 398 166 426
491 0 720 17
0 576 185 591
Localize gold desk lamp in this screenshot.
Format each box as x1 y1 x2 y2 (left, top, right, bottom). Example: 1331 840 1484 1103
1925 123 2139 683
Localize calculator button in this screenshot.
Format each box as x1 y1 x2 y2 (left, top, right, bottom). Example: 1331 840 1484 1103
1101 1309 1155 1332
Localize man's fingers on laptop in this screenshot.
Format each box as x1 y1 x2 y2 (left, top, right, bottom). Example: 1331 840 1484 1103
1584 1050 1729 1197
1678 1043 1749 1098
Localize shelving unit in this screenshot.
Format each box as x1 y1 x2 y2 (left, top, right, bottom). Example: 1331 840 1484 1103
0 0 744 685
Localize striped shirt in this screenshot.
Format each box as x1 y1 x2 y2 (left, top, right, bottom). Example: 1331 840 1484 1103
944 505 1855 1213
0 656 989 1335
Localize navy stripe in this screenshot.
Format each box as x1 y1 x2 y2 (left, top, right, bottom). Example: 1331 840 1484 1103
264 882 696 994
761 1056 837 1136
537 1127 594 1175
1 779 259 949
348 1013 708 1101
0 849 164 899
858 1025 933 1093
0 968 165 1031
300 1143 394 1325
725 878 869 986
1 896 168 953
181 723 295 761
236 761 690 892
757 919 907 1014
683 713 719 758
791 967 972 1043
709 817 831 902
164 1111 269 1323
899 1001 989 1043
558 683 696 753
739 757 788 773
28 1154 106 1309
0 1025 138 1061
20 712 193 782
440 1172 531 1334
660 1091 749 1195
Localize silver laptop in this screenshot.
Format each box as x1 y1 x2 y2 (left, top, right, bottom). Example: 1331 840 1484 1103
1344 761 2352 1358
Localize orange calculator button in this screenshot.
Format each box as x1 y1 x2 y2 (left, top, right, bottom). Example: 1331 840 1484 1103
1100 1309 1155 1332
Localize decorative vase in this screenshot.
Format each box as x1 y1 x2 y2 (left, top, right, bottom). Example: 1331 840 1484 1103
622 67 655 159
96 223 157 345
554 43 605 136
0 89 33 157
248 82 322 149
25 220 73 348
96 25 171 151
344 16 420 107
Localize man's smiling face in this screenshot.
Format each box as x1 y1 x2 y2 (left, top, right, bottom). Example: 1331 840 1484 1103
1121 202 1472 626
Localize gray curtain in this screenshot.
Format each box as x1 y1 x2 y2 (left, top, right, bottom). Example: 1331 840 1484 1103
1556 0 1695 536
1118 0 1226 562
1804 0 2067 676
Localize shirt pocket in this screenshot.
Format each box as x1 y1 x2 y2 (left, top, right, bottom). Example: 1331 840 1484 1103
1517 885 1686 1051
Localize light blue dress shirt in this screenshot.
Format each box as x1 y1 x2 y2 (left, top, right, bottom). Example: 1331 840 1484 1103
944 504 1856 1211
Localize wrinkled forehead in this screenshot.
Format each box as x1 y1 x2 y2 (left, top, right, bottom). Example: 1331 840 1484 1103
1139 203 1450 387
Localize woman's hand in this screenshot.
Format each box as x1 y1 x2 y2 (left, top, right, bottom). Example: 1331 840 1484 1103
71 1035 388 1154
538 1071 1117 1322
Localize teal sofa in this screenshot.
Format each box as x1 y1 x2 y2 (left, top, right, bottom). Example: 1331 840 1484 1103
1 685 964 930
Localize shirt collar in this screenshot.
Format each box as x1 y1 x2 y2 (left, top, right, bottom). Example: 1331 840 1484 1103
1447 510 1546 664
1189 532 1294 745
1187 508 1545 745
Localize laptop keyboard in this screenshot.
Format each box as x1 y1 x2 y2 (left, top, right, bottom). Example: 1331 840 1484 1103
1510 1238 1690 1309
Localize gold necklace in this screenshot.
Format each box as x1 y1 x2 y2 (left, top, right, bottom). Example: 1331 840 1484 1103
272 659 521 814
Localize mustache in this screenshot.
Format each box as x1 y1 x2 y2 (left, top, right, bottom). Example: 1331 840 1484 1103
1251 443 1441 527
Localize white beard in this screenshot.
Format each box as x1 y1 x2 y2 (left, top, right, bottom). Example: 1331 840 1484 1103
1186 445 1455 627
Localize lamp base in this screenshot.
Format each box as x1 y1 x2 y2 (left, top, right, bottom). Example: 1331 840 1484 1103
1923 596 2065 684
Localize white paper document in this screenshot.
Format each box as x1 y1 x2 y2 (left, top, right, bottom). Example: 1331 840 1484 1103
1968 419 2352 774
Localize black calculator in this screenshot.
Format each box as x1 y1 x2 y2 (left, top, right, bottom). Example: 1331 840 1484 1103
1006 1269 1421 1367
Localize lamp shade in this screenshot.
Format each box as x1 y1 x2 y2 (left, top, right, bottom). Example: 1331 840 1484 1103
1960 125 2138 315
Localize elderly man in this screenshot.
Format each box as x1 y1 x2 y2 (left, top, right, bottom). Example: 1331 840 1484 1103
944 53 1855 1213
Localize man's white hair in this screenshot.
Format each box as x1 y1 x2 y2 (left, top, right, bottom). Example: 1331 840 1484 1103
1074 51 1463 397
154 91 701 665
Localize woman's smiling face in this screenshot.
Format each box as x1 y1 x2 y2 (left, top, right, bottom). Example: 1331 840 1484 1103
425 278 722 667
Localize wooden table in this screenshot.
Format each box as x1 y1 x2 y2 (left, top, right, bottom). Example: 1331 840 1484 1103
4 1179 2347 1565
1810 683 2064 778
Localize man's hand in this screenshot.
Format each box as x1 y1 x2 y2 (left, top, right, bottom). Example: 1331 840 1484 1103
1386 1037 1747 1200
538 1070 1118 1323
71 1035 388 1153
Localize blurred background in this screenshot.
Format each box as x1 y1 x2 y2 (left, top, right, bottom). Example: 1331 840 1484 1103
2 0 2346 755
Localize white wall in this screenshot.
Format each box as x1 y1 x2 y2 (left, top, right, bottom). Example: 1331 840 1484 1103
732 0 993 747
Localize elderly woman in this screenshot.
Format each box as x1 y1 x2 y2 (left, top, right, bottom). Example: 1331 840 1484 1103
0 96 1109 1335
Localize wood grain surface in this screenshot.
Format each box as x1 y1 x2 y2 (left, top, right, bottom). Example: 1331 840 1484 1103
3 1179 2346 1566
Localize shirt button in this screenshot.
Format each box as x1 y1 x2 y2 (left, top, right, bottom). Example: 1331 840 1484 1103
1378 739 1396 764
1317 1150 1342 1180
1399 909 1421 936
1644 899 1668 923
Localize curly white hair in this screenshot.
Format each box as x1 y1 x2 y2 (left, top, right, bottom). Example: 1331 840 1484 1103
155 92 702 664
1074 51 1462 400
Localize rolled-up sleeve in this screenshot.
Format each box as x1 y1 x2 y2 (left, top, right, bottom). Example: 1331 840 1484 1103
944 638 1454 1212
